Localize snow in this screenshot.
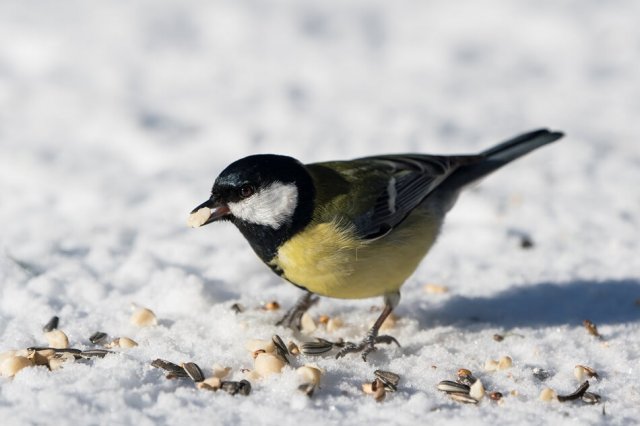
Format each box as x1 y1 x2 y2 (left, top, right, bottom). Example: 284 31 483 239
1 0 639 424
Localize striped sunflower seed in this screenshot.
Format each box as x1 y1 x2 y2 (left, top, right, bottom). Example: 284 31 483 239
79 349 112 358
557 381 590 402
449 392 479 404
437 380 470 394
374 370 400 392
272 335 289 364
582 392 601 404
151 359 189 378
182 362 205 383
221 380 251 396
300 338 334 355
89 332 108 345
43 316 59 332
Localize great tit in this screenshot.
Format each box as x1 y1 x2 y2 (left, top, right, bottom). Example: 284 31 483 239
189 128 563 360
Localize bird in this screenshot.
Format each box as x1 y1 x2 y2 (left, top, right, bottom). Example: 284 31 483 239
188 128 563 361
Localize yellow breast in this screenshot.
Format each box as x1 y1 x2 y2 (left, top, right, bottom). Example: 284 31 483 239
270 209 441 299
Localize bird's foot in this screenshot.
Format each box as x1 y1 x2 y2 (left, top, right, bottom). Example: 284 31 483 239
335 333 400 362
276 293 319 330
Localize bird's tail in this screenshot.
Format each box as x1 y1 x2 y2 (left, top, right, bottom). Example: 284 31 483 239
440 128 564 192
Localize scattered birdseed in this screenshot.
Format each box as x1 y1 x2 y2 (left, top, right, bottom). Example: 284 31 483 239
151 359 189 378
489 391 503 401
116 337 138 349
79 349 112 359
300 312 316 334
130 307 157 327
48 352 76 371
493 334 504 342
300 338 334 355
89 332 108 345
211 364 231 379
539 388 557 402
254 352 285 377
371 378 386 402
245 339 275 354
582 392 601 404
263 301 280 311
297 365 322 386
374 370 399 392
437 380 470 394
456 369 477 386
469 379 485 400
182 362 205 383
583 319 601 338
44 329 69 349
42 316 59 333
449 392 478 404
498 356 513 370
230 303 244 314
318 315 330 325
220 380 251 396
0 356 33 377
271 335 289 364
484 359 499 372
423 283 449 294
557 381 590 402
574 365 599 381
197 376 222 391
326 317 343 332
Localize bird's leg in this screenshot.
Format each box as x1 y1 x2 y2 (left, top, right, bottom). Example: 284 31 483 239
276 291 319 330
335 292 401 362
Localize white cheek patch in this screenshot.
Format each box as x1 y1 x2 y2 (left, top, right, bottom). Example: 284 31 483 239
228 182 298 229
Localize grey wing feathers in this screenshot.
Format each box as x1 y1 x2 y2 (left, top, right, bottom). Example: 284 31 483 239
354 154 480 239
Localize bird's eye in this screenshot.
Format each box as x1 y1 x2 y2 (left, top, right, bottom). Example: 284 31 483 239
239 184 254 198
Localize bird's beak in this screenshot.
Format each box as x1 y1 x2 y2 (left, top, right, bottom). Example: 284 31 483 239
187 197 231 228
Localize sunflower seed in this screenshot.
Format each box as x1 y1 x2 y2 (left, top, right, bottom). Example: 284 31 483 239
79 349 112 358
27 347 82 355
582 392 601 404
272 335 289 364
449 392 478 404
300 339 334 355
532 367 553 381
557 381 590 402
574 365 599 381
151 359 189 378
89 331 108 344
43 316 59 332
374 370 399 391
456 368 477 386
263 301 280 311
437 380 470 394
493 334 504 342
182 362 205 382
287 341 300 356
298 383 316 397
489 391 503 401
221 380 251 396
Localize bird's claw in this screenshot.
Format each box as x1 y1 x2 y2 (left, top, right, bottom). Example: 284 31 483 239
276 294 319 330
335 334 400 361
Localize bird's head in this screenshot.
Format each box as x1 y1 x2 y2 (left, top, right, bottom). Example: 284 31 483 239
189 154 315 260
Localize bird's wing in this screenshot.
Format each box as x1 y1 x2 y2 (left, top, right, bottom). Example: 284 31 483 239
308 154 481 240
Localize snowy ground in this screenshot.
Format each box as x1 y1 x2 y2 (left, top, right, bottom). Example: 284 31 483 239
1 0 639 424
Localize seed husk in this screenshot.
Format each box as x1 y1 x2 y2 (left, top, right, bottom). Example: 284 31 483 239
557 381 590 402
182 362 205 382
44 329 69 349
89 331 108 345
79 349 112 359
583 319 600 338
221 380 251 396
582 392 601 404
574 365 599 381
27 349 54 366
254 353 285 377
272 335 289 364
374 370 399 392
469 379 485 400
493 334 504 342
151 359 188 378
540 387 559 401
326 317 343 332
287 341 300 356
48 352 75 371
532 367 553 381
298 382 316 397
117 337 138 349
484 359 499 372
449 392 478 404
0 356 33 377
300 338 334 355
42 316 59 332
197 376 222 391
456 368 477 386
245 339 275 354
437 380 470 394
130 307 157 327
371 378 386 402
